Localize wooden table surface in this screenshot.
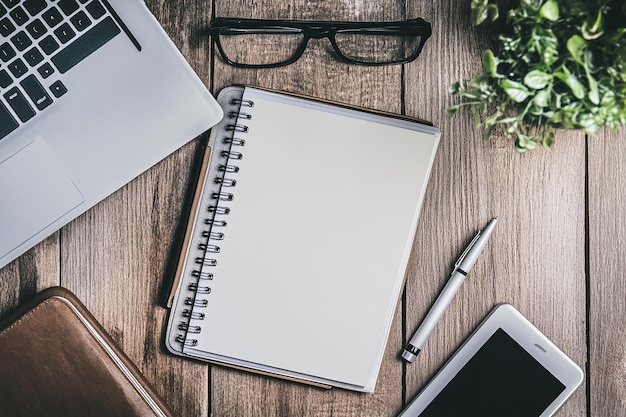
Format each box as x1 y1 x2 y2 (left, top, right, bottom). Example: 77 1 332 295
1 1 624 416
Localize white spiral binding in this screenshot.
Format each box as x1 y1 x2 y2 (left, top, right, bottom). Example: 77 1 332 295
178 96 253 348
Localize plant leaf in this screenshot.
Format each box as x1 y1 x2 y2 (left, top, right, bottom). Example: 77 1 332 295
587 74 600 105
521 0 543 11
539 0 559 21
566 35 586 64
582 8 605 39
482 124 495 140
554 68 585 99
517 133 538 150
470 0 487 8
471 4 489 25
482 50 498 76
449 82 461 95
496 117 519 124
601 91 616 106
542 132 555 148
447 105 461 117
487 4 499 22
449 0 626 152
534 89 550 107
524 70 552 89
501 79 531 102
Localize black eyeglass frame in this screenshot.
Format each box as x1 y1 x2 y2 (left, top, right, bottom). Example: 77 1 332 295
209 17 432 68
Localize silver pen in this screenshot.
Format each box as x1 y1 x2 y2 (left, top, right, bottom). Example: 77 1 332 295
402 218 498 362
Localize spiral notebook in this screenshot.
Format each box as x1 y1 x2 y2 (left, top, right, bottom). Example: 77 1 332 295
165 86 440 392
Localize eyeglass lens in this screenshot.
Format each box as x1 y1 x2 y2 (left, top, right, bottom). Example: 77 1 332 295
333 29 424 64
218 27 305 67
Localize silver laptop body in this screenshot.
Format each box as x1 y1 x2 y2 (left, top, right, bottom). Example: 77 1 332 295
0 0 223 269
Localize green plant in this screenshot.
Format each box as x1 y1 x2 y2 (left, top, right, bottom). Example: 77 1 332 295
449 0 626 152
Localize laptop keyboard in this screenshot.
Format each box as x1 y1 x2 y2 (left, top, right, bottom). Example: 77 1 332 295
0 0 121 140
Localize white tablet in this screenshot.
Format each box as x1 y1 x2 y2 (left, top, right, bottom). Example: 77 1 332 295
398 304 583 417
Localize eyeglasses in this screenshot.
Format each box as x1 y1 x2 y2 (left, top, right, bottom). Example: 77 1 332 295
209 18 432 68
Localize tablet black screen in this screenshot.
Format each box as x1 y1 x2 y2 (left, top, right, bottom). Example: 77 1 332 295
419 328 566 416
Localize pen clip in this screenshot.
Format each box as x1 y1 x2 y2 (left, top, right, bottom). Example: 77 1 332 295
454 231 481 268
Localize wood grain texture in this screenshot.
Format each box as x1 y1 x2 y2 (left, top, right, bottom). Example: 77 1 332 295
60 155 209 416
0 234 59 316
588 128 626 416
0 0 620 416
404 1 587 416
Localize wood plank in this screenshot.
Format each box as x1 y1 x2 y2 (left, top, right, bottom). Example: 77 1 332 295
588 128 626 416
0 1 606 416
55 1 215 415
0 234 60 316
60 156 209 416
404 1 587 416
210 1 406 415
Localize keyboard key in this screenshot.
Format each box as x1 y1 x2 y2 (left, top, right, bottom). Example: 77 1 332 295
23 0 47 16
54 22 75 44
7 57 27 77
25 18 46 39
86 0 105 20
37 62 54 78
24 47 44 66
70 11 91 32
58 0 79 16
42 7 63 28
10 30 32 51
0 68 11 88
0 101 19 140
1 0 20 9
0 4 6 18
0 41 16 62
0 16 15 36
39 35 59 55
52 17 120 74
8 5 27 26
21 74 52 110
49 80 67 98
4 86 35 122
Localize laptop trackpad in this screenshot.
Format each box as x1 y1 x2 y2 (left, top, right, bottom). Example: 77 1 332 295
0 139 85 258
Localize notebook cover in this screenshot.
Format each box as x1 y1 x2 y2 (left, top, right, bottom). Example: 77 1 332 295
0 287 174 417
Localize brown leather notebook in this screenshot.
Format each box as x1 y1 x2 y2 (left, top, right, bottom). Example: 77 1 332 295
0 287 174 417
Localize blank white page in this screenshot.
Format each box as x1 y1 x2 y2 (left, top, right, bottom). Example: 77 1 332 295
184 87 439 391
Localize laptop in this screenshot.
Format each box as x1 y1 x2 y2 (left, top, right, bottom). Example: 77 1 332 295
0 0 223 269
